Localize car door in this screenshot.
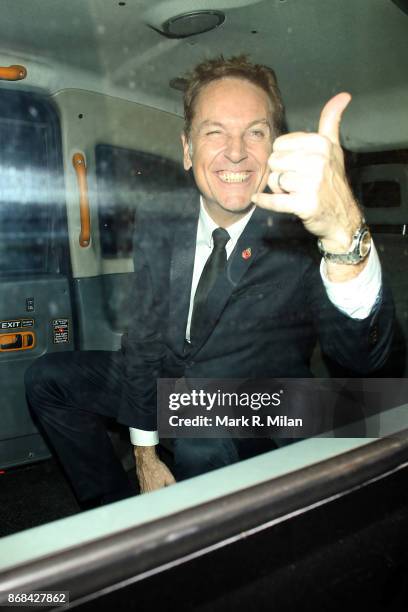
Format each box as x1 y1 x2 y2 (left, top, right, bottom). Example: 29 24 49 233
0 88 74 468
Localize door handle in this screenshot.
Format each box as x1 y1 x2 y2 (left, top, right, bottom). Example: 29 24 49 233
72 152 91 247
0 332 35 351
0 65 27 81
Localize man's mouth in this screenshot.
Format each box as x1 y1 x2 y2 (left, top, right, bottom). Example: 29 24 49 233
216 171 251 183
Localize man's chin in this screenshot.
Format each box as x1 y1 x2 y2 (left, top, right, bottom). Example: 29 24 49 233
202 191 257 223
221 200 255 216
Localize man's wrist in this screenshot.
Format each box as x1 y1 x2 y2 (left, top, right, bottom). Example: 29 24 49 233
134 445 158 463
319 213 364 254
324 255 370 282
320 240 382 316
318 217 371 270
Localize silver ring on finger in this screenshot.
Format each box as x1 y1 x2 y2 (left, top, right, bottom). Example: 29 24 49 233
277 171 288 193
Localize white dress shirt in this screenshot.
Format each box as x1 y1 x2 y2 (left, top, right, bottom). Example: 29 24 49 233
130 201 382 446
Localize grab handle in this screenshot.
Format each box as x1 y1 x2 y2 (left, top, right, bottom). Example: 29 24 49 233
0 65 27 81
72 153 91 247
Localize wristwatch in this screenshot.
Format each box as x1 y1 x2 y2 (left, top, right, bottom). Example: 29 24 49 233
317 222 372 265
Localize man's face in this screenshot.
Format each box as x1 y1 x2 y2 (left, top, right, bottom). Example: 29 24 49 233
182 77 274 226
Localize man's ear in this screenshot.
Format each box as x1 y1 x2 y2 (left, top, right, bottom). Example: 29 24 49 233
181 132 192 170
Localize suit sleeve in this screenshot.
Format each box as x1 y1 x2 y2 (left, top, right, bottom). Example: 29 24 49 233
304 255 395 375
117 221 167 431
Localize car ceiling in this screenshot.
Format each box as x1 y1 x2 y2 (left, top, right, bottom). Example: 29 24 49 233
0 0 407 150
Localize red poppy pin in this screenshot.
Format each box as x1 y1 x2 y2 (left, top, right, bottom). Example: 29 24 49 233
242 248 252 260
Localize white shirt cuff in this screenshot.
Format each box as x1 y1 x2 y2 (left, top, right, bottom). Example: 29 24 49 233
129 427 159 446
320 240 382 319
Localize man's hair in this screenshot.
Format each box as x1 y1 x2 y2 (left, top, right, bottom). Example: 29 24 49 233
183 54 285 138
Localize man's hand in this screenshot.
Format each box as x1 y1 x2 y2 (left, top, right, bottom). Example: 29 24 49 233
252 93 364 266
134 446 176 494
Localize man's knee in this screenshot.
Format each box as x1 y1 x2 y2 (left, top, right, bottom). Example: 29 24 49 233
25 353 73 412
174 438 239 479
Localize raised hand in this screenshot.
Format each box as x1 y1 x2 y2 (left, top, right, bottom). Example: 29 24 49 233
252 93 363 256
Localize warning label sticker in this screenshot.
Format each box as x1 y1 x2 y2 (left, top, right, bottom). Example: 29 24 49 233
53 319 70 344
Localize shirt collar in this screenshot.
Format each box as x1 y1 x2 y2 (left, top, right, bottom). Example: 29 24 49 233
197 196 256 249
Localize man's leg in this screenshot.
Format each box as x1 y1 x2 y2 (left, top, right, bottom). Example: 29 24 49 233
172 437 278 481
173 438 240 480
25 351 133 506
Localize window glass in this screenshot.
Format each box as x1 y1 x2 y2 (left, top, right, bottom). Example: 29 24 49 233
346 149 408 211
0 1 407 569
0 92 63 276
96 145 194 259
361 181 400 208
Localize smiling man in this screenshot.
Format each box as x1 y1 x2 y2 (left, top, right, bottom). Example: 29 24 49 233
129 55 393 491
26 56 394 505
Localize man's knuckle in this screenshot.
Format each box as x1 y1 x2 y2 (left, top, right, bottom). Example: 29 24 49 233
318 135 332 154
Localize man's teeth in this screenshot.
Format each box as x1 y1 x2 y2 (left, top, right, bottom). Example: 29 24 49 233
218 172 250 183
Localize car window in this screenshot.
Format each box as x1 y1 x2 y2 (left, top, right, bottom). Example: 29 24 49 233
96 144 194 259
0 91 65 276
0 1 407 591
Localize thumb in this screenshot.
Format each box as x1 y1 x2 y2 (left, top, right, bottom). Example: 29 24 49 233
165 472 176 485
318 92 351 145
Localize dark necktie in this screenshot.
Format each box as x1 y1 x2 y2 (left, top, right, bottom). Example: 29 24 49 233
190 227 230 344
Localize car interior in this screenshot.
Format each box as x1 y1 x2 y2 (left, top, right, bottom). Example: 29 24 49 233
0 1 407 609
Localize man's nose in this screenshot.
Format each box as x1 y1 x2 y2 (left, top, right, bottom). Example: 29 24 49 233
224 134 248 163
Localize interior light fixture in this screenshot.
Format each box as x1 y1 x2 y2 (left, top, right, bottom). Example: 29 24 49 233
161 10 225 38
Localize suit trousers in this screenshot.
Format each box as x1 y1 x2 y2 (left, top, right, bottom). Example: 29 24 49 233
25 351 274 505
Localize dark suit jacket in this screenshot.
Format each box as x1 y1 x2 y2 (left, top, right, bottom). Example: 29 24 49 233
119 193 394 430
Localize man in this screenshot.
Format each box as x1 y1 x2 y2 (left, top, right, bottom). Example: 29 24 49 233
26 56 394 505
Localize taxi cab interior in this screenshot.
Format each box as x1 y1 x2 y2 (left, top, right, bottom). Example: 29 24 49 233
0 1 407 610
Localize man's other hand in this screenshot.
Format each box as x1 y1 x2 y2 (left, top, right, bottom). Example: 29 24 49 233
134 446 176 493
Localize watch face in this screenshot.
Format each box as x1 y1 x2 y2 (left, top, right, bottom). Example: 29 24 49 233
359 229 372 257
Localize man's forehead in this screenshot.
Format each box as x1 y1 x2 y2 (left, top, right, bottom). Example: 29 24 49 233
192 77 274 125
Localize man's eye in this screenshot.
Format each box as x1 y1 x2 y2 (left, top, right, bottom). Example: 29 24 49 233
249 129 265 139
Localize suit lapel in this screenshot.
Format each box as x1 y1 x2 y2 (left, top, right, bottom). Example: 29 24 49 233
168 196 199 355
189 207 271 355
